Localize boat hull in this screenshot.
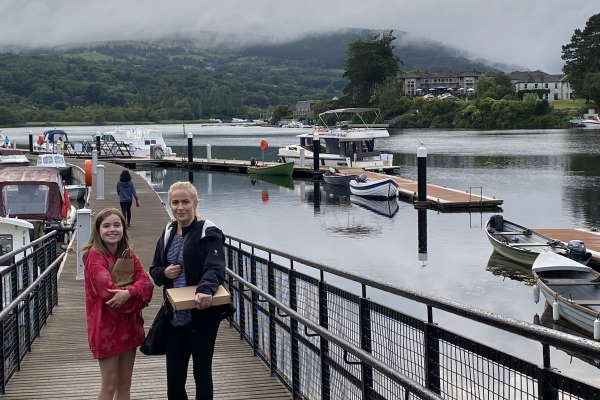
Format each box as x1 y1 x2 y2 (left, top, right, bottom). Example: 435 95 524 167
248 162 294 177
537 283 597 333
323 174 358 186
349 179 397 199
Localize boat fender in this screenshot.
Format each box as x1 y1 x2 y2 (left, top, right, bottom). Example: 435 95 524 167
84 160 93 187
595 317 600 340
37 135 44 145
552 298 560 322
533 285 540 304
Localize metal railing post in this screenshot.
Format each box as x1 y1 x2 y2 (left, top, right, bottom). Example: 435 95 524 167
424 306 440 394
0 321 4 394
268 261 277 376
538 343 558 400
290 270 300 399
319 279 330 400
359 286 373 399
250 256 259 356
237 251 245 340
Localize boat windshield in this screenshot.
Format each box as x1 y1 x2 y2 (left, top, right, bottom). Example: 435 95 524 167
2 184 49 215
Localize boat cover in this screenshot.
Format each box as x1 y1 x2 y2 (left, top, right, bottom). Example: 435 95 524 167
532 251 591 273
0 166 67 220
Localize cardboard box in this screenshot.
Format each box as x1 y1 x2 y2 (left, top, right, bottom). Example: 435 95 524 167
166 285 231 311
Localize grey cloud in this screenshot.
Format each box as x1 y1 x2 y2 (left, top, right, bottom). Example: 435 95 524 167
0 0 598 73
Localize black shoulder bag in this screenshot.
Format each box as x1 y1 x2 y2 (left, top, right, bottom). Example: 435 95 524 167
140 304 169 355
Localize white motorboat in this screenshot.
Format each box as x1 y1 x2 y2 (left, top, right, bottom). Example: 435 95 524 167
36 153 70 179
532 251 600 336
0 155 30 167
349 175 397 199
277 108 393 169
0 217 34 308
101 128 174 158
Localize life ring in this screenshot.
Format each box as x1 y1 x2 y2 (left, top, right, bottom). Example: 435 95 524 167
84 160 93 187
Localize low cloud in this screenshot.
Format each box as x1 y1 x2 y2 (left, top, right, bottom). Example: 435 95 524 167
1 0 597 73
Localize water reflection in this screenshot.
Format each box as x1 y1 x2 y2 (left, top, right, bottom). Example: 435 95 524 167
486 251 535 285
350 196 399 218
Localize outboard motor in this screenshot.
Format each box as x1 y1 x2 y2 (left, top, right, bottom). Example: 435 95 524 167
358 174 368 183
566 240 592 263
489 214 504 231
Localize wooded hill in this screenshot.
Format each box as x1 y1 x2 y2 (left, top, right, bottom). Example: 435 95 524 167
0 29 502 124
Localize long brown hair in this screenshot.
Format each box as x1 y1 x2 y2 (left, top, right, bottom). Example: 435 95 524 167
82 208 131 257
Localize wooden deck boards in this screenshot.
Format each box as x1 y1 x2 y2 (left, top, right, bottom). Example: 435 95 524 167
534 228 600 263
3 159 290 399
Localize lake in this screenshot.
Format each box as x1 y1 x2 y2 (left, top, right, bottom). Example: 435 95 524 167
4 124 600 385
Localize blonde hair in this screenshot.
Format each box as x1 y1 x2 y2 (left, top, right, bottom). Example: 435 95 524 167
167 181 200 216
82 208 131 257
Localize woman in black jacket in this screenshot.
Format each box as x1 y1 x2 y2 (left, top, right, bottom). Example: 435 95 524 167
149 181 225 400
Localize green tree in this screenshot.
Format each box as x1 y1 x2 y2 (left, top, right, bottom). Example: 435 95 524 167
475 74 514 100
343 31 400 106
270 104 292 124
583 72 600 106
562 13 600 100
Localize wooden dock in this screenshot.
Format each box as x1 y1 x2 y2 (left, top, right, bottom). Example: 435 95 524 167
2 159 290 399
355 170 503 210
534 228 600 264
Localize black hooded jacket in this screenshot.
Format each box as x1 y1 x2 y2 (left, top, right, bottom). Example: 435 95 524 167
149 218 225 298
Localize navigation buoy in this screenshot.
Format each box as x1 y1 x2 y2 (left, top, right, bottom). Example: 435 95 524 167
552 299 559 322
594 317 600 340
533 285 540 304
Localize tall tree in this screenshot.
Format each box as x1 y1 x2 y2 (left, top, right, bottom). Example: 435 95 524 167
343 31 400 106
562 13 600 101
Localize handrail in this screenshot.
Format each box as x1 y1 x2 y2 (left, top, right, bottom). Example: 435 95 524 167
0 230 57 265
225 234 600 359
227 269 443 400
0 253 64 321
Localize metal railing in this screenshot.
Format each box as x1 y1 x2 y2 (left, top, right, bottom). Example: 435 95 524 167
224 234 600 400
0 232 62 394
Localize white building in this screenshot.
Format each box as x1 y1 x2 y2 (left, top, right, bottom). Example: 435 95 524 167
508 71 574 102
399 71 487 96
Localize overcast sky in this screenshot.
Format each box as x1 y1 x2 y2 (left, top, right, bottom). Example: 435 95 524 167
0 1 597 73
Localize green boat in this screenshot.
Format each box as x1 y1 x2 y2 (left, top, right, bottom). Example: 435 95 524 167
247 161 294 177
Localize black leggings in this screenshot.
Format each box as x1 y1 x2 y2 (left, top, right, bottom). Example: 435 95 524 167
120 201 132 224
165 320 220 400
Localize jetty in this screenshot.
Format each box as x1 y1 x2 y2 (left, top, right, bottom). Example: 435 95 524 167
534 228 600 264
0 159 290 399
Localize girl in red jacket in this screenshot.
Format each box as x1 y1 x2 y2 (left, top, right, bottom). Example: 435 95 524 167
83 208 153 400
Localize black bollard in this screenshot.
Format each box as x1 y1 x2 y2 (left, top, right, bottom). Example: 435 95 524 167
95 135 101 156
28 134 33 153
313 181 321 214
188 169 194 183
417 145 427 202
418 209 427 255
313 131 320 171
187 132 193 165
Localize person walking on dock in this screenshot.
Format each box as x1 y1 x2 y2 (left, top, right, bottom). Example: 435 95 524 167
82 208 154 400
149 181 226 400
116 170 140 227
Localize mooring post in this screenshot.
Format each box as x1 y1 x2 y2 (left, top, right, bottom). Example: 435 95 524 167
206 143 212 161
299 148 305 168
418 209 428 257
417 144 427 201
313 131 320 171
187 131 193 165
76 209 92 280
96 165 105 200
313 181 321 214
28 134 33 153
92 150 98 174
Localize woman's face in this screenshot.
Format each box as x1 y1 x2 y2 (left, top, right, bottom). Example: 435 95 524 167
99 214 123 247
169 189 196 226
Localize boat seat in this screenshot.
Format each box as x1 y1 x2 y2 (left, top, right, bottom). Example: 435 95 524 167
494 231 532 236
543 279 600 286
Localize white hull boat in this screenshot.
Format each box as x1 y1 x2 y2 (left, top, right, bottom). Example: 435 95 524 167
101 128 174 158
349 176 397 199
532 252 600 336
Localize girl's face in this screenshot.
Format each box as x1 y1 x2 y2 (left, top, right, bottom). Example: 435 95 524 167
99 214 124 248
169 189 196 226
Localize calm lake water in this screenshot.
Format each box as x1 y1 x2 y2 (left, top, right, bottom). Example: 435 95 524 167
5 124 600 385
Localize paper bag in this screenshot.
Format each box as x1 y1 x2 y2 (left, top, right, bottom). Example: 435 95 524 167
167 285 231 311
109 249 134 287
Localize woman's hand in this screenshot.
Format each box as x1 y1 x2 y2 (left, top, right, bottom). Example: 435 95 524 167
195 293 213 310
135 200 140 207
106 289 131 308
164 264 182 279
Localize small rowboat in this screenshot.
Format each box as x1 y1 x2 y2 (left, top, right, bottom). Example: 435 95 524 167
485 215 591 267
349 175 397 199
323 170 358 186
532 251 600 336
248 161 294 177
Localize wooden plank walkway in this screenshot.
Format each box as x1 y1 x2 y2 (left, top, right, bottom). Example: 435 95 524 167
534 228 600 264
345 170 503 210
2 159 290 399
